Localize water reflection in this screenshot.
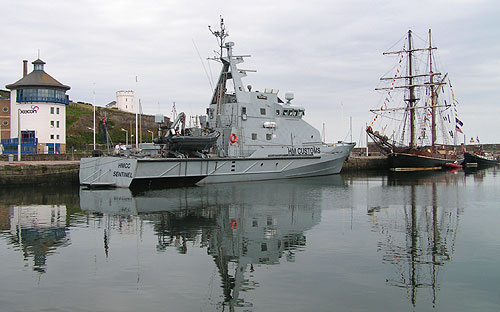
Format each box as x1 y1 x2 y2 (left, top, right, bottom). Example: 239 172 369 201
368 171 463 307
0 185 78 273
80 175 346 310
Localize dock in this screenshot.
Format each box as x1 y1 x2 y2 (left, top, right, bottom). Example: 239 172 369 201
0 160 80 187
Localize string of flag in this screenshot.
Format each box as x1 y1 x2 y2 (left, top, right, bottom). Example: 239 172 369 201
371 48 405 127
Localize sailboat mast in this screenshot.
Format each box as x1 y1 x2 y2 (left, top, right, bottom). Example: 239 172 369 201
407 30 416 147
429 29 436 151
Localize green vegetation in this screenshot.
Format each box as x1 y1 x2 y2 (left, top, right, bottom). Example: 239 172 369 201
66 101 160 152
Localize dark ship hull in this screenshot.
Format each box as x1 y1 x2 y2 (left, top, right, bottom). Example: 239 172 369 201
462 152 498 168
389 152 456 171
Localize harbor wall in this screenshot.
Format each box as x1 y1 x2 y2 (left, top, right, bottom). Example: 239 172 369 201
0 162 79 187
342 156 389 171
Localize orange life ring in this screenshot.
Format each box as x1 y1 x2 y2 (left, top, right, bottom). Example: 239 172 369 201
230 133 237 145
230 218 238 229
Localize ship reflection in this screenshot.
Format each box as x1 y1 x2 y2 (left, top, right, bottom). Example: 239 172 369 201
80 175 345 310
369 171 463 307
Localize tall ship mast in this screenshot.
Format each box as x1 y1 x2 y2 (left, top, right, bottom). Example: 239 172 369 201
367 30 464 171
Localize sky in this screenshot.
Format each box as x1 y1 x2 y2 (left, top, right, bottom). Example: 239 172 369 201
1 0 499 144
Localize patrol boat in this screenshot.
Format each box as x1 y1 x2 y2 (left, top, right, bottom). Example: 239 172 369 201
79 18 355 189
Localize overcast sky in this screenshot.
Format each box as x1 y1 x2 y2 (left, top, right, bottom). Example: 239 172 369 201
1 0 498 144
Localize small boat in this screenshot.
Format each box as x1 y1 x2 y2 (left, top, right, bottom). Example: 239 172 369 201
444 162 462 169
462 151 498 168
367 30 464 171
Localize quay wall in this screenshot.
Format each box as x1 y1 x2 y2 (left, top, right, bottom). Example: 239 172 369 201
0 155 388 186
342 156 388 171
0 162 79 187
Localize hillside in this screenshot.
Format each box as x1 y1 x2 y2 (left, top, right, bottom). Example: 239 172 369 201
66 102 168 150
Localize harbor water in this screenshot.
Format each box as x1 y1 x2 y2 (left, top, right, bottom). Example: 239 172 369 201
1 168 499 311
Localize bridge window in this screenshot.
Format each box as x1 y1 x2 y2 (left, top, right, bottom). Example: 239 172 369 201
276 109 280 115
266 133 272 140
252 133 257 140
260 108 266 115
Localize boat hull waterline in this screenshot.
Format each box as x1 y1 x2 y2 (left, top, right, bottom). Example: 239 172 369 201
462 152 498 168
79 144 354 188
389 153 456 171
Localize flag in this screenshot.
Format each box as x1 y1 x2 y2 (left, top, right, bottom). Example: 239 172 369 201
456 125 463 134
102 117 107 141
455 117 463 127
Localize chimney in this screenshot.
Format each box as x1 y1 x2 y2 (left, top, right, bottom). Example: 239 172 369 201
23 60 28 77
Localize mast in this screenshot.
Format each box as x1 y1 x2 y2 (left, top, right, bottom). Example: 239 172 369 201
429 29 436 151
407 30 416 148
209 17 229 127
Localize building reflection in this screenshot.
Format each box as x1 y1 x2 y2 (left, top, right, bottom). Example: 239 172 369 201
0 185 78 273
80 175 344 310
1 205 69 273
368 171 463 307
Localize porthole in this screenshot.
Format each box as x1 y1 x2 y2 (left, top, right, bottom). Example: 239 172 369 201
2 107 8 112
2 120 8 126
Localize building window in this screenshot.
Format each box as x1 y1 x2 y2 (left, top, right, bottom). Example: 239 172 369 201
50 120 54 127
56 135 60 139
56 121 60 128
50 134 54 139
260 108 266 115
51 107 54 114
56 107 60 114
252 133 257 140
261 243 268 252
266 133 272 140
2 107 8 113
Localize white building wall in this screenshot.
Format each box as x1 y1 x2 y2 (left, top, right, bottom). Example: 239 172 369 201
10 90 66 145
116 90 134 113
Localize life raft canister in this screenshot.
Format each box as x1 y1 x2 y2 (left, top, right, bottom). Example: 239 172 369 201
230 133 237 145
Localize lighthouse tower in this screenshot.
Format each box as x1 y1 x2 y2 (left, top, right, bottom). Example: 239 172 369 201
116 90 134 113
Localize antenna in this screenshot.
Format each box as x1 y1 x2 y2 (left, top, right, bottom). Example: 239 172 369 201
208 15 228 57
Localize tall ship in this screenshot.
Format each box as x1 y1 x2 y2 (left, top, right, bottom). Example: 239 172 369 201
79 18 355 188
367 30 464 171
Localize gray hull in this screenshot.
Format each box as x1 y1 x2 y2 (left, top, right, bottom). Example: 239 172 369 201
79 143 354 189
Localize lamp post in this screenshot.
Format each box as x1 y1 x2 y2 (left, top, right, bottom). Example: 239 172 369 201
93 85 96 151
17 109 21 161
121 128 128 146
147 130 153 142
